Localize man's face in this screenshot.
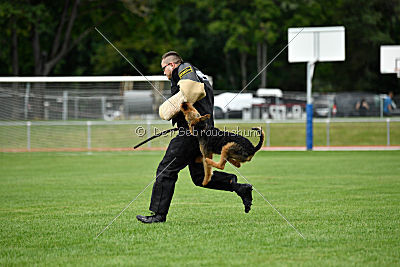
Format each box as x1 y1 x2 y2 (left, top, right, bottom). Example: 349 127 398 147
161 60 175 80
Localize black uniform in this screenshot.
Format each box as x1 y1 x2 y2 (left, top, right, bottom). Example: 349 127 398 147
149 63 238 215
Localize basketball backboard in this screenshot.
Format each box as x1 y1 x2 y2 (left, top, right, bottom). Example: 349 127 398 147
288 26 345 63
380 45 400 76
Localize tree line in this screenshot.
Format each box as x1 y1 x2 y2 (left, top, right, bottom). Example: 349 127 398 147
1 0 399 94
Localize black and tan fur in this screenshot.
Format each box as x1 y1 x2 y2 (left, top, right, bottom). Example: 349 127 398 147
180 102 264 186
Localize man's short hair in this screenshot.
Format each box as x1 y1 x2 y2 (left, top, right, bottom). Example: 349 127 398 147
162 51 183 64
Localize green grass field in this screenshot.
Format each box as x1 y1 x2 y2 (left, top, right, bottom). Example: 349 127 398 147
1 151 399 266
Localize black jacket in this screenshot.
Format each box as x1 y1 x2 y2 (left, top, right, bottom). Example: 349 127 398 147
170 62 214 128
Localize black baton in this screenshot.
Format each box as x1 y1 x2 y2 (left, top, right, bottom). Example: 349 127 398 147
133 128 179 149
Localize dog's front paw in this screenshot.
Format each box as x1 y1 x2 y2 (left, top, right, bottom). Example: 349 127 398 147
233 161 241 168
202 179 210 186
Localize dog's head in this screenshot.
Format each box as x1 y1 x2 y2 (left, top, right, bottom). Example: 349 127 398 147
180 102 210 134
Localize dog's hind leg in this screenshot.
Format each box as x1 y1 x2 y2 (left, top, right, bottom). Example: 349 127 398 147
202 153 213 186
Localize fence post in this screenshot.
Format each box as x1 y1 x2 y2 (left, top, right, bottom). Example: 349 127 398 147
63 91 68 121
326 119 330 146
266 120 270 147
87 121 92 151
101 97 106 119
147 120 151 148
24 83 31 120
27 121 31 151
387 118 390 146
74 97 79 119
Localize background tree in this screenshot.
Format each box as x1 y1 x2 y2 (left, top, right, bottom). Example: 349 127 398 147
0 0 399 96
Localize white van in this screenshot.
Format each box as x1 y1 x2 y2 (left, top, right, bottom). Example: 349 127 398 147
214 92 265 119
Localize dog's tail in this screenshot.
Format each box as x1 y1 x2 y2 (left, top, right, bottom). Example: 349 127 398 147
251 127 265 152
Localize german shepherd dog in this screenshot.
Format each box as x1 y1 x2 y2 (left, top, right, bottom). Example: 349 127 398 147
180 102 264 186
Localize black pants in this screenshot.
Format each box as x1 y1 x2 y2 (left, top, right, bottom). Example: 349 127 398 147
149 133 237 215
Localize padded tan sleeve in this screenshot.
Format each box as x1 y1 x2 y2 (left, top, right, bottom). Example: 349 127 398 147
158 90 186 121
158 80 206 121
178 79 206 103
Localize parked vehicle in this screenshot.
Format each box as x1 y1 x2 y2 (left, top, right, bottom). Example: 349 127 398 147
313 94 336 117
256 88 283 104
124 90 154 116
214 92 265 119
213 106 225 119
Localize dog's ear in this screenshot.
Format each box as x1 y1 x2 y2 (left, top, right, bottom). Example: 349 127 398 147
200 114 211 121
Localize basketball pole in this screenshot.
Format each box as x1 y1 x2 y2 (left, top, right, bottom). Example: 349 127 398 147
289 26 345 151
306 60 316 151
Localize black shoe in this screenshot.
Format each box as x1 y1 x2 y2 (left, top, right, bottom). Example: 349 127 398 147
235 184 253 213
136 213 166 224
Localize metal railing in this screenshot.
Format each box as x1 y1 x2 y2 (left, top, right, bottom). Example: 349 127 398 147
0 118 399 151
